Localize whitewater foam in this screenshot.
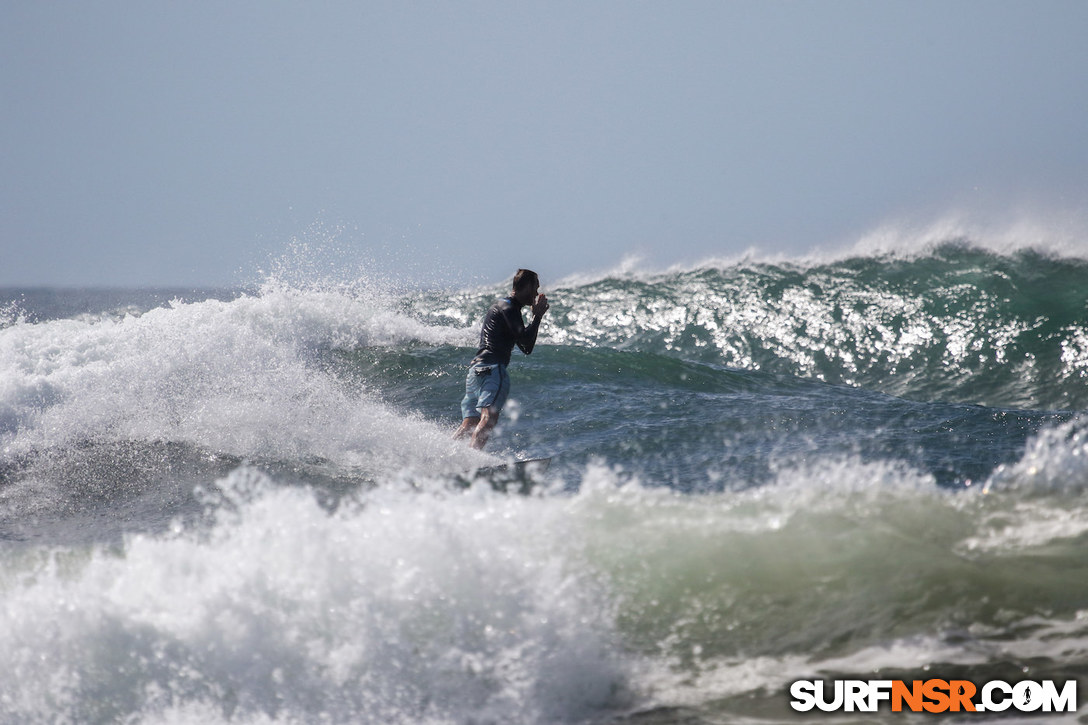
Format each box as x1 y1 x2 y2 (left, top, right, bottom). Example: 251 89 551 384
0 465 632 724
4 249 1088 723
4 432 1088 723
0 288 478 469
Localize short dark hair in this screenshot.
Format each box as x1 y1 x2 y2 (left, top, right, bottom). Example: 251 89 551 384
512 269 539 293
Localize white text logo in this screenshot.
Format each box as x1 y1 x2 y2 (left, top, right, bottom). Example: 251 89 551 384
790 679 1077 713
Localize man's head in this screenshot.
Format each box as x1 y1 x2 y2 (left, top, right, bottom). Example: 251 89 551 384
511 269 540 304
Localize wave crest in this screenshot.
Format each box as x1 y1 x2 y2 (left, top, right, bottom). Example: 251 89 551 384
542 242 1088 410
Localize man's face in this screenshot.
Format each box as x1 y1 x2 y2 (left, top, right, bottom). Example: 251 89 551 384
516 280 539 305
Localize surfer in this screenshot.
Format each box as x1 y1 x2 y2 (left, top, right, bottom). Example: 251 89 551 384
454 269 550 450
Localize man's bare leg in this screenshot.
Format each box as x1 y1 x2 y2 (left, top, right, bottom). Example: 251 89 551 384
454 416 480 441
471 407 499 450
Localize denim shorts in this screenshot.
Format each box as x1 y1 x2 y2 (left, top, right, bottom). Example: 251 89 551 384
460 363 510 419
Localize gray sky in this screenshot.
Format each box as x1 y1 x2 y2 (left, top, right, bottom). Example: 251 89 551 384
3 1 1087 288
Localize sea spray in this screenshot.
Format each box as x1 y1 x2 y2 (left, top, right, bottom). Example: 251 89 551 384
1 466 631 725
0 287 477 467
3 236 1088 724
7 448 1086 723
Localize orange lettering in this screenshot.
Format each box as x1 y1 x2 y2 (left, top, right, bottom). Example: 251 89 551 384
949 680 977 712
923 679 951 713
892 680 924 712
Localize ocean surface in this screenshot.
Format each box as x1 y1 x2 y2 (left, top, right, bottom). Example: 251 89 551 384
2 238 1088 724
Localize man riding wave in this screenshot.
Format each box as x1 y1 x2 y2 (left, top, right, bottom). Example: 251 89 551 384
454 269 550 450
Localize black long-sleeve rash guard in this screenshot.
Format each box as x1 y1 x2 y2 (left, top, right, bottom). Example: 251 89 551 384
470 297 542 367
